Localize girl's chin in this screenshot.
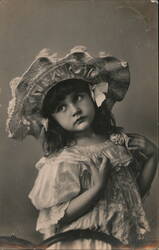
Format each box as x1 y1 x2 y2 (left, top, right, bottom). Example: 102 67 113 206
74 121 91 131
72 123 93 134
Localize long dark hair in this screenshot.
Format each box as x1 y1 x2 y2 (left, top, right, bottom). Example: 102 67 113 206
41 79 118 156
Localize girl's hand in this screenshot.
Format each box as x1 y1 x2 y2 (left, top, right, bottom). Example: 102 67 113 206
127 134 158 197
62 157 110 224
127 133 158 157
90 158 110 189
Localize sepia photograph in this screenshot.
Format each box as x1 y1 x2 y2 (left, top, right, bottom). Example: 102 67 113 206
0 0 158 249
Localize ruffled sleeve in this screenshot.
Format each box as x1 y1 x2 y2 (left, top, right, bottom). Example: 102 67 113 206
28 155 81 210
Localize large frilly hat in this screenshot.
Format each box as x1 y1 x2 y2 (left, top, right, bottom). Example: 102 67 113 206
6 46 130 140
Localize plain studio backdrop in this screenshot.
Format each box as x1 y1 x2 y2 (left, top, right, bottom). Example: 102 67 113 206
0 0 158 245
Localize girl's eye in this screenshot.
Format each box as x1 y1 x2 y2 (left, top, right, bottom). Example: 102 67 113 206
56 104 67 112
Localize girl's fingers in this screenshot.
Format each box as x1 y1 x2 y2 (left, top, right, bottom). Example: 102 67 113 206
127 134 157 156
89 158 110 186
127 134 147 142
89 160 99 176
129 138 145 146
127 133 143 138
100 158 110 176
89 165 101 185
128 136 146 149
100 157 108 169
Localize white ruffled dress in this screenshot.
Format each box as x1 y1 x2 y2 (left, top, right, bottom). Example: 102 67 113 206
29 140 150 249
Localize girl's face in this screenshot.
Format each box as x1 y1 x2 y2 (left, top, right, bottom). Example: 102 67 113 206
51 91 95 133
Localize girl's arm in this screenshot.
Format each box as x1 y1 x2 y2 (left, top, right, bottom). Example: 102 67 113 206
128 134 158 197
61 158 110 225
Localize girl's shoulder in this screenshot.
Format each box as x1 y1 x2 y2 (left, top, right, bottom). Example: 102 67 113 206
35 152 60 170
35 147 89 171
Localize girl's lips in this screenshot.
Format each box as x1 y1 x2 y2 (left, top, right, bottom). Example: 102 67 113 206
74 116 87 125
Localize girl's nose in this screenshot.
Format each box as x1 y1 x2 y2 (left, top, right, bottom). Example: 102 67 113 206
69 103 81 116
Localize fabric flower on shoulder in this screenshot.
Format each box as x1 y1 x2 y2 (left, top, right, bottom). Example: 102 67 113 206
110 132 130 148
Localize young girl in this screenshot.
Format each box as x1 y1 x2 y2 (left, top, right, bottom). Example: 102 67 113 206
7 47 158 249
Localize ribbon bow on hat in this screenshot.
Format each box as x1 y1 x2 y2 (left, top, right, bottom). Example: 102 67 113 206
6 46 130 140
